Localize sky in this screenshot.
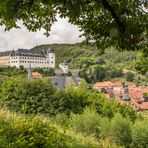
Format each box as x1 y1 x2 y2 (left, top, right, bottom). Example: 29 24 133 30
0 17 85 51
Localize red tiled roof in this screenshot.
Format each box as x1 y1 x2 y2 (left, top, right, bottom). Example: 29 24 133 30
129 87 148 110
93 81 113 87
93 81 122 88
112 82 122 87
32 72 42 79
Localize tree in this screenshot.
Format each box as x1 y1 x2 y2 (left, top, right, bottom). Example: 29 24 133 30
93 65 109 82
125 71 135 82
0 77 56 114
109 68 123 78
0 0 147 52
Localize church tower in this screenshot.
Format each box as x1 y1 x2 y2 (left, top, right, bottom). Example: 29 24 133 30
47 48 55 68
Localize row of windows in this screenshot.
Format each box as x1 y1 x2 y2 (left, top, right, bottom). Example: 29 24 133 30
11 61 54 64
12 57 47 60
12 61 48 64
12 56 54 60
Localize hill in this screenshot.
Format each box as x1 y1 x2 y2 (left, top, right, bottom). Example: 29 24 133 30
31 43 148 86
32 43 138 69
31 43 99 68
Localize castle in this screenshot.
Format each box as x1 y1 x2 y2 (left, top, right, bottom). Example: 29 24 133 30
0 48 55 69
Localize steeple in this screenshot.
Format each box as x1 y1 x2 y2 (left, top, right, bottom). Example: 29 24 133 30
122 84 131 101
28 63 32 79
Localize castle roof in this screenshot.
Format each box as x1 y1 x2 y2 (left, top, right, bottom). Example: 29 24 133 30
0 50 13 56
11 49 47 57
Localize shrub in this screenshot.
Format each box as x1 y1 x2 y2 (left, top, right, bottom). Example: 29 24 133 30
110 113 132 147
0 109 101 148
69 108 101 137
131 119 148 148
0 78 56 114
50 87 87 115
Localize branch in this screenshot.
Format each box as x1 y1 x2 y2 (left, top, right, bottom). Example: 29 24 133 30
102 0 125 34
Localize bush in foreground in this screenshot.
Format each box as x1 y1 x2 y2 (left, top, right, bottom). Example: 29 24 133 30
0 109 109 148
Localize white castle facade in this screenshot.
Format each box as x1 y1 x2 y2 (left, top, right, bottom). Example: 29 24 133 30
0 48 55 69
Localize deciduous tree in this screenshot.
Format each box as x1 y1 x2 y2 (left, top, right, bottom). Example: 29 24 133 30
0 0 147 52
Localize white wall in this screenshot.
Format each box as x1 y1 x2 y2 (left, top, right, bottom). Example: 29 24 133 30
59 64 69 74
47 53 55 68
10 54 55 69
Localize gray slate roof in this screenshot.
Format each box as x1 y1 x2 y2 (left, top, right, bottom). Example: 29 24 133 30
50 76 81 89
0 48 55 57
11 49 46 57
0 51 13 56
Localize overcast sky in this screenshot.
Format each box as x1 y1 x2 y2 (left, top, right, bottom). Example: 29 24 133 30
0 17 85 51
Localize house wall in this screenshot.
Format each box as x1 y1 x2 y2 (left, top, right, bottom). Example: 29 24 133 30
59 64 68 74
0 56 10 67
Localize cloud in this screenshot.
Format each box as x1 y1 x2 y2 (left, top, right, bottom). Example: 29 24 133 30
0 17 85 51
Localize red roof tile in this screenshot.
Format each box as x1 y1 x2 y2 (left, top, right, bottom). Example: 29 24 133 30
32 72 42 79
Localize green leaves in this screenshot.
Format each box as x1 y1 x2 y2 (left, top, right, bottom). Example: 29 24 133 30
0 77 56 114
0 0 147 51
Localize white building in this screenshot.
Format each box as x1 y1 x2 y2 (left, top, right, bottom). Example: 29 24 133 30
0 48 55 69
59 61 69 74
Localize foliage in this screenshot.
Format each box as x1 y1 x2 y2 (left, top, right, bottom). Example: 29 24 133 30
32 67 55 76
125 71 135 82
33 43 98 69
131 119 148 148
93 65 109 82
0 109 101 148
0 66 27 77
87 92 137 121
110 113 132 147
0 0 147 52
0 77 138 121
50 87 87 115
135 53 148 75
143 92 148 98
0 75 147 148
109 68 123 78
69 108 101 137
0 78 56 114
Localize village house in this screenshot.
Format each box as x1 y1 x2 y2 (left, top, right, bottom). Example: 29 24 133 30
50 76 81 89
59 60 69 74
93 81 122 91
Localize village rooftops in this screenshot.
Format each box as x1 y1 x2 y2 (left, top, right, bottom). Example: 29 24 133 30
93 81 122 88
92 81 148 111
